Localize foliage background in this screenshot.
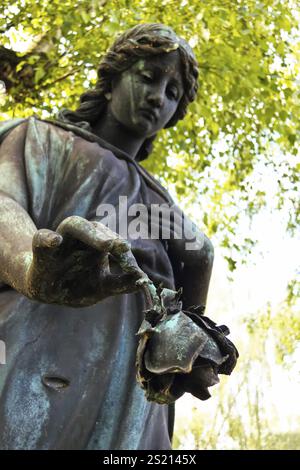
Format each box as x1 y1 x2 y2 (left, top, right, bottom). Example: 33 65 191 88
1 0 299 449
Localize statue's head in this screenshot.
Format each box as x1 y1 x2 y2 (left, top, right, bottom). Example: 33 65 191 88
59 24 199 160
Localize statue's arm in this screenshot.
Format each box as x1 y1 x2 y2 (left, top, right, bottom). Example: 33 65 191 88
0 123 145 306
0 191 36 294
167 208 214 309
180 233 214 309
0 122 37 295
0 193 145 306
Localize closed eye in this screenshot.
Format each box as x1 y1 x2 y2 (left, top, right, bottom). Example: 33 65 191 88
139 71 153 82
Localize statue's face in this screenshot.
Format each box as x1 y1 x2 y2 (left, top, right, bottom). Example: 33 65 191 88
108 50 184 138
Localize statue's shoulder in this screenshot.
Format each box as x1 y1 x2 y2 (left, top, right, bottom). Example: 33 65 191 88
0 116 54 141
0 117 28 142
0 117 80 151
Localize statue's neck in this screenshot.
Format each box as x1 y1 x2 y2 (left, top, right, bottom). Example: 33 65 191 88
92 107 144 160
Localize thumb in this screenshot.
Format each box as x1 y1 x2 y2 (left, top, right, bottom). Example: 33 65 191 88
32 229 63 264
32 229 63 251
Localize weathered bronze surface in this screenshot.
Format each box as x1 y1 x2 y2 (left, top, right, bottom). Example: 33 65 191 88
136 287 238 405
0 24 231 450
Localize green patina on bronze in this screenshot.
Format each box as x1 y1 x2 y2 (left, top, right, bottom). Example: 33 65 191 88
136 286 238 405
0 24 237 450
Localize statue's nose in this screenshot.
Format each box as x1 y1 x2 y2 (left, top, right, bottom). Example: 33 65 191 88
146 87 164 108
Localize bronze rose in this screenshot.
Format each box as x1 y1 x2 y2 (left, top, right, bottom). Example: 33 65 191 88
136 285 238 404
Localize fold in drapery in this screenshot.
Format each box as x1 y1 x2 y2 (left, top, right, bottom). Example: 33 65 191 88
0 117 179 449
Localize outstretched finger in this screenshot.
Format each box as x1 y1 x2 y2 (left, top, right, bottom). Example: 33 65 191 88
56 216 114 253
109 238 147 280
102 271 143 297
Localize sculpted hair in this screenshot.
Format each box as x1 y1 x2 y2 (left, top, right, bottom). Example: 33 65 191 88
57 23 199 161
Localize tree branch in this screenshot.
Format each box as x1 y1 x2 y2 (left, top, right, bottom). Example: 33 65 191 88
38 68 81 90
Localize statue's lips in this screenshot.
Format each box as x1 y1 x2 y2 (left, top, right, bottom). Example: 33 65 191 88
139 108 158 122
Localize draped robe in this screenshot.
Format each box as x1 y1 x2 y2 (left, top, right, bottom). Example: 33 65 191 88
0 117 182 450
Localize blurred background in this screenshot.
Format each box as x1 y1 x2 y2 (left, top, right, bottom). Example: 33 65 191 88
1 0 299 449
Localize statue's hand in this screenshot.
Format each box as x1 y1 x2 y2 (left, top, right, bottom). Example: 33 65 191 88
25 216 146 307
